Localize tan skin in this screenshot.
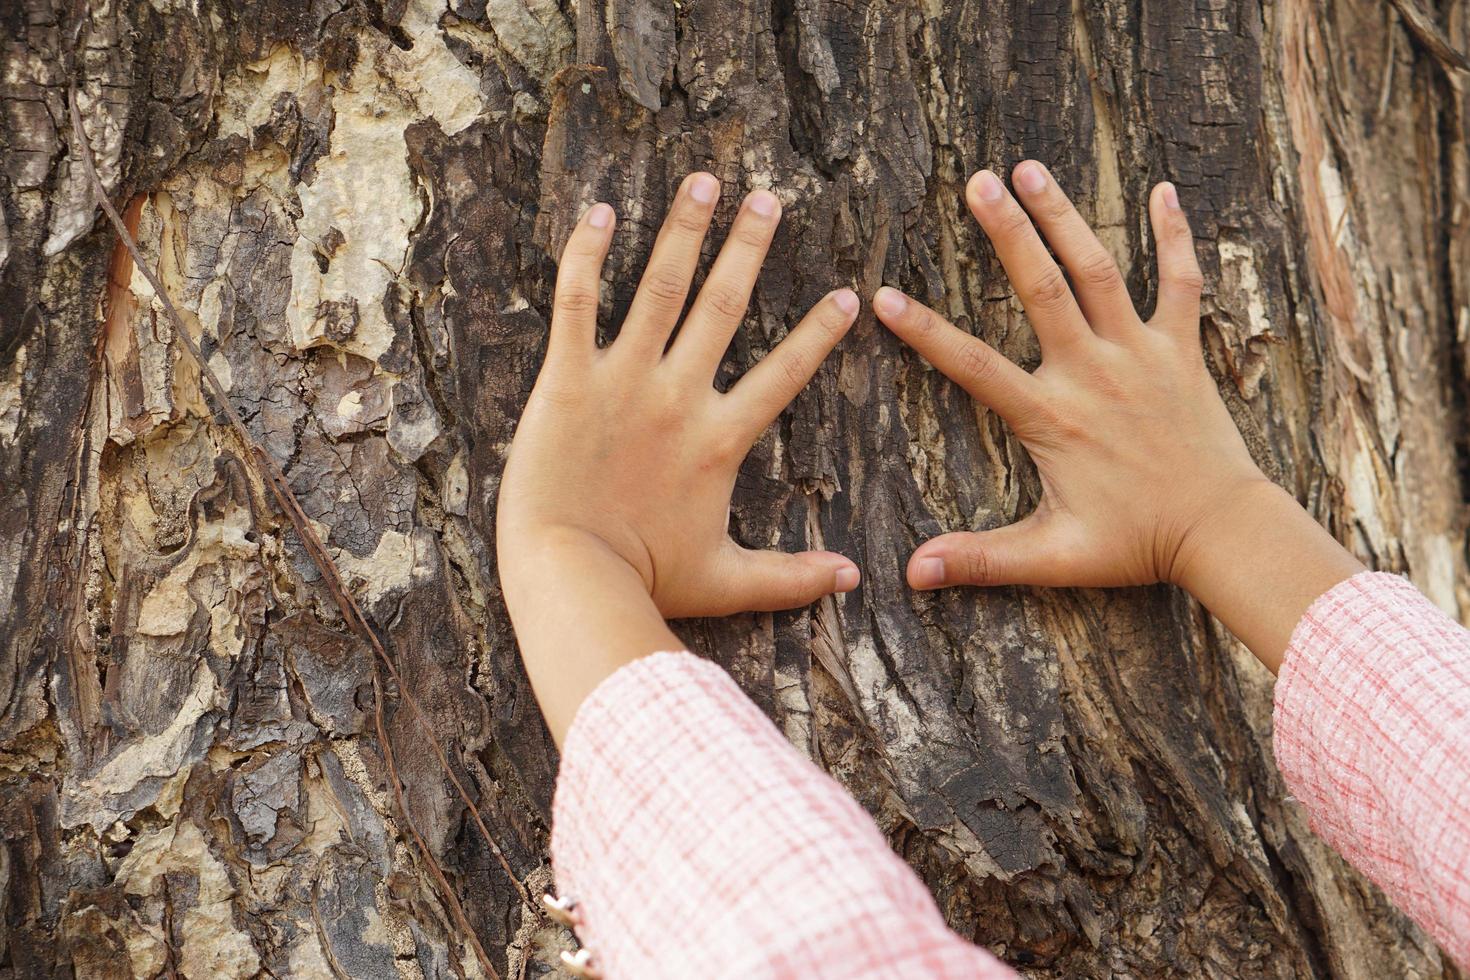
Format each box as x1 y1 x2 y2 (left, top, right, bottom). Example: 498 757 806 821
498 173 862 741
499 165 1363 745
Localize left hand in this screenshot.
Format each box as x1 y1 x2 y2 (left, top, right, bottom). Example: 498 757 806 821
497 172 862 621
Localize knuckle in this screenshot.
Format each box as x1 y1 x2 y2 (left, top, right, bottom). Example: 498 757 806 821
702 282 750 321
1053 411 1089 443
733 222 772 250
1032 399 1084 443
954 338 999 387
807 311 845 346
776 352 811 393
1040 194 1074 222
759 583 801 611
960 546 996 586
996 205 1035 238
1075 251 1122 290
1004 402 1047 439
709 425 750 464
560 226 598 258
1092 372 1128 403
669 207 709 237
910 304 943 336
640 267 688 305
559 240 593 266
653 392 691 431
1028 267 1074 313
555 286 599 317
819 306 852 340
1172 264 1205 292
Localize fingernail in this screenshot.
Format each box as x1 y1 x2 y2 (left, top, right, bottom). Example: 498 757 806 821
874 286 907 318
834 566 861 592
1161 182 1180 210
689 173 719 205
1016 162 1047 195
833 288 860 316
914 557 945 589
747 189 779 217
587 202 613 228
974 170 1004 202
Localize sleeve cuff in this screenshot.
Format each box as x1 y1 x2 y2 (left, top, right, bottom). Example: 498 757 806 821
547 650 1012 978
1273 570 1470 960
1272 571 1410 811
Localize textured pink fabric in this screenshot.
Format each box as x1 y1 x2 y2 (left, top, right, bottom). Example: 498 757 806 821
1274 571 1470 964
550 571 1470 976
550 651 1013 979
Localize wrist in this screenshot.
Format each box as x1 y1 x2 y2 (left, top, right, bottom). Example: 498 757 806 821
499 522 679 745
1168 476 1292 595
501 522 653 597
1166 476 1363 671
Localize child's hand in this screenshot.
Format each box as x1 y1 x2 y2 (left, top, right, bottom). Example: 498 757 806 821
875 163 1270 592
498 173 861 622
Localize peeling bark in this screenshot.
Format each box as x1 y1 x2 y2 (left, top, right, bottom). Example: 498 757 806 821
2 0 1468 977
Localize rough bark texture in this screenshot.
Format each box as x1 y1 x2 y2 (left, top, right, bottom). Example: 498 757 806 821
2 0 1468 977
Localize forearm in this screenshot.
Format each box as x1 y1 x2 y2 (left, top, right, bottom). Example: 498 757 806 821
1272 572 1470 964
1173 479 1364 672
551 651 1014 978
501 528 679 745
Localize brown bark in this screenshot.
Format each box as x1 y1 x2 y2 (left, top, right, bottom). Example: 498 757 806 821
2 0 1468 976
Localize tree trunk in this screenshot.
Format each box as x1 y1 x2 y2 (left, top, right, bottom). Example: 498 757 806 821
2 0 1467 976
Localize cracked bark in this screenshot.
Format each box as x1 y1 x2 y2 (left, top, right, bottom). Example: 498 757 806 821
2 0 1468 977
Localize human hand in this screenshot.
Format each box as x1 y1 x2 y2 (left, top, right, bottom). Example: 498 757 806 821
497 172 862 622
874 162 1271 593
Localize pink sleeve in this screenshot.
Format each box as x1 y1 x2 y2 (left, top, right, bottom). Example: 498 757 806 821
1274 571 1470 964
549 651 1014 979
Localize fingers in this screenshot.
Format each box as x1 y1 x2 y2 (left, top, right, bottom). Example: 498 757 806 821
907 516 1071 590
1148 181 1205 329
1008 161 1136 336
669 189 782 377
617 172 721 357
725 288 859 439
718 547 860 613
872 286 1042 426
964 169 1090 353
549 203 615 361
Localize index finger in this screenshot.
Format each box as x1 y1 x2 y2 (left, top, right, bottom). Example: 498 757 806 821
724 288 859 441
872 286 1042 427
965 169 1091 354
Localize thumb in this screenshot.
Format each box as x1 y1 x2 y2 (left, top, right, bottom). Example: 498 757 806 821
907 517 1069 590
718 547 861 613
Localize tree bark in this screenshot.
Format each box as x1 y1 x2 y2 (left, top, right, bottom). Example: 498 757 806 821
2 0 1467 976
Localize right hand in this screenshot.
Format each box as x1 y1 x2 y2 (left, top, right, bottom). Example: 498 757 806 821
873 162 1272 592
